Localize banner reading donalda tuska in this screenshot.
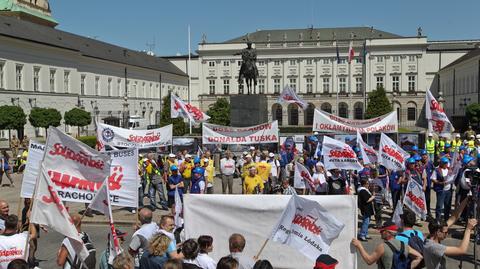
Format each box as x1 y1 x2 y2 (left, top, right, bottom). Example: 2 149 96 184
313 109 398 133
202 121 279 144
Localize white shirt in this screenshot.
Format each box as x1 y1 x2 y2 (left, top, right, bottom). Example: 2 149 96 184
220 158 236 175
431 167 452 191
313 172 327 193
0 232 28 269
230 252 255 269
196 253 217 269
268 159 280 177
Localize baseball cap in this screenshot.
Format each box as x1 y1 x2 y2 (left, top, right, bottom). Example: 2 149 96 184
203 158 209 163
249 146 255 150
168 153 176 158
420 149 427 155
314 254 338 269
378 220 398 232
413 154 421 161
476 134 480 139
269 152 274 157
242 151 248 156
407 157 415 164
444 143 451 149
463 155 474 165
456 134 461 138
412 145 419 151
470 135 475 138
245 154 252 158
308 135 319 142
194 156 201 164
440 157 449 164
459 145 466 151
185 154 192 158
428 133 433 136
170 165 178 171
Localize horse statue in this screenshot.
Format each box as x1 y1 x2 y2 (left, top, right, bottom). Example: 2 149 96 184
234 41 258 94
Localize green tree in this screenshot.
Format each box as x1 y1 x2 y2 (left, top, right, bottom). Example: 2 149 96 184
365 86 393 119
64 107 92 137
29 107 62 135
160 92 186 136
207 98 230 125
466 103 480 126
0 105 27 130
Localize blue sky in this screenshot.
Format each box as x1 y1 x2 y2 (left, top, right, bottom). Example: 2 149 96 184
50 0 480 56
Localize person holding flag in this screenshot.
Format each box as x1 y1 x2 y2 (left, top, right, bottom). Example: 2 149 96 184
419 149 435 219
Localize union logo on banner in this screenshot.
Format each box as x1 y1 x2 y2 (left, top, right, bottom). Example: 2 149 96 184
403 179 427 219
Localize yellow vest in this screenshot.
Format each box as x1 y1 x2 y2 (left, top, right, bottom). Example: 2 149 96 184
451 139 462 152
426 139 436 154
181 161 194 179
468 140 475 150
438 141 445 153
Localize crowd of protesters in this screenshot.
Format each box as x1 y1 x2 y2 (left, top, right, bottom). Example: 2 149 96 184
2 127 480 269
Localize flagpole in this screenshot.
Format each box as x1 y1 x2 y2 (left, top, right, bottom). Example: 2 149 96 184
255 238 269 259
188 24 192 135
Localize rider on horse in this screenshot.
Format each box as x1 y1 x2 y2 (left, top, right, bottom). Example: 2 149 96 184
235 41 259 94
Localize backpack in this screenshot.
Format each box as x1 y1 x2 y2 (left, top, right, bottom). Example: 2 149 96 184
397 230 425 268
383 241 409 269
69 232 96 269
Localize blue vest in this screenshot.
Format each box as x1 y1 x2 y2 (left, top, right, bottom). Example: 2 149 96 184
190 176 204 194
167 174 184 197
433 168 445 192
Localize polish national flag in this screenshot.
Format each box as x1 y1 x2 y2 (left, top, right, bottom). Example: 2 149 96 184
348 43 355 63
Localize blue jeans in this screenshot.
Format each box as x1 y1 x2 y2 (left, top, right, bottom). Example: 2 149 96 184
149 181 166 207
359 215 370 239
435 189 452 221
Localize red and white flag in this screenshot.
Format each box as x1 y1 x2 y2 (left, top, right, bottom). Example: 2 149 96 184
356 132 378 164
379 133 410 171
403 179 427 219
348 43 355 63
293 161 315 190
270 194 345 261
88 180 121 263
30 168 89 261
321 136 362 171
171 94 210 124
277 86 308 110
425 89 454 135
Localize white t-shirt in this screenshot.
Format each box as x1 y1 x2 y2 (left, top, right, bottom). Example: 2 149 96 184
220 158 236 175
196 253 217 269
313 172 327 193
0 232 28 269
268 159 280 178
431 167 451 191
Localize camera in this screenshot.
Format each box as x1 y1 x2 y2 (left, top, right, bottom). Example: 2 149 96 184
462 167 480 190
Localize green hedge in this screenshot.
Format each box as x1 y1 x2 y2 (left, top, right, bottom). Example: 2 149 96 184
78 136 96 148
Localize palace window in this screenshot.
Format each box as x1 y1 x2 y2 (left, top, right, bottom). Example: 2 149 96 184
209 79 215 94
322 78 330 93
64 71 70 93
258 79 265 94
289 78 296 90
274 79 281 93
306 78 313 94
392 76 399 92
376 76 384 89
355 77 362 93
223 79 230 94
408 75 416 92
339 77 346 93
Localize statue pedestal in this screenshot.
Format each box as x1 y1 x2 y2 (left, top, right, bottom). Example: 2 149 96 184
230 94 268 127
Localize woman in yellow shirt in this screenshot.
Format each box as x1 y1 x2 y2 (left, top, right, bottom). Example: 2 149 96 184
243 166 264 194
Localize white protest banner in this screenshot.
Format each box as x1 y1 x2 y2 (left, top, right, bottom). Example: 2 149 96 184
103 148 139 207
293 162 315 189
202 121 279 145
96 122 172 150
88 181 121 262
426 89 454 135
45 127 112 203
356 132 378 164
379 133 410 171
392 202 404 228
313 109 397 133
184 195 357 269
20 141 45 198
403 179 427 219
321 136 362 171
174 187 183 229
270 194 345 261
171 94 210 124
277 85 308 110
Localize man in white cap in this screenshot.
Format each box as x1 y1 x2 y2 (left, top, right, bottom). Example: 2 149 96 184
164 153 178 181
267 152 280 188
451 134 462 153
180 154 194 192
240 154 255 194
467 134 476 153
425 133 436 162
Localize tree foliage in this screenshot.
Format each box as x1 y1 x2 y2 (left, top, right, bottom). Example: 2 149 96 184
64 107 91 127
466 103 480 126
207 98 230 126
365 86 393 119
0 105 27 130
29 107 62 131
160 92 186 136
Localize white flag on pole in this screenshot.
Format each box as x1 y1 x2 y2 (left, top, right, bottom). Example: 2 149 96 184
277 86 308 110
293 161 315 189
356 132 378 164
171 94 210 124
270 194 345 261
174 187 183 229
88 181 122 263
321 136 362 171
392 202 404 228
403 179 427 219
31 169 89 261
378 133 410 171
425 89 454 135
